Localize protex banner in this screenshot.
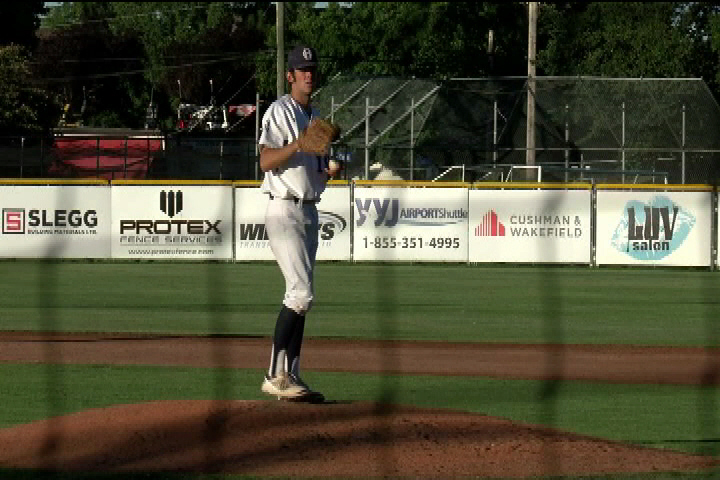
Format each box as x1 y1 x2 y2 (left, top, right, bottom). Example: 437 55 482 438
234 186 352 261
0 185 110 258
468 189 591 263
111 185 232 260
596 191 712 266
352 187 468 262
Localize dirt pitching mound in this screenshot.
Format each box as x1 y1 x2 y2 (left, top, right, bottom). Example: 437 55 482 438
0 400 716 478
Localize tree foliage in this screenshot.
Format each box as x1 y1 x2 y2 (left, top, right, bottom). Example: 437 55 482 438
286 2 526 81
37 2 271 130
9 1 720 133
0 3 47 51
537 2 714 82
0 45 57 133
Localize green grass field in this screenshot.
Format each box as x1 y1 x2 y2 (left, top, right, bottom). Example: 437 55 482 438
1 260 719 479
0 260 718 345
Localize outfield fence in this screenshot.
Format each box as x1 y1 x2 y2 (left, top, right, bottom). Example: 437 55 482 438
0 179 717 269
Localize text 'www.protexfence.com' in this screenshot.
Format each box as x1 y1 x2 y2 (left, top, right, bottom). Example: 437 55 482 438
127 249 215 255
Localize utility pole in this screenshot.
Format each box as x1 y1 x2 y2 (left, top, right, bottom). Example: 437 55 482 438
276 2 284 99
526 2 537 172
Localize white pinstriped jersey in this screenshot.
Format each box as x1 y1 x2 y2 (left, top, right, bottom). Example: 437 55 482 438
259 94 329 201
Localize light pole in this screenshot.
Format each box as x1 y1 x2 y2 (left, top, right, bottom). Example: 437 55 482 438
276 2 284 99
526 2 537 172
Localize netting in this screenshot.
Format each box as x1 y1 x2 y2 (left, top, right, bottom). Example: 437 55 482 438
313 76 720 184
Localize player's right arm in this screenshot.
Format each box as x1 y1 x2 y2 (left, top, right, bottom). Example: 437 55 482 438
259 142 299 172
258 101 299 172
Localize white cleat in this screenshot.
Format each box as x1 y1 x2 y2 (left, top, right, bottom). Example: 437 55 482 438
261 373 309 400
287 373 325 403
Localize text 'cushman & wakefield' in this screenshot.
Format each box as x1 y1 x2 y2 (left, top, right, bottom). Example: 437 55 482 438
509 215 583 237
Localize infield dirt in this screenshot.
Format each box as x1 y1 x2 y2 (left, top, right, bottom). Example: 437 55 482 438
0 332 718 478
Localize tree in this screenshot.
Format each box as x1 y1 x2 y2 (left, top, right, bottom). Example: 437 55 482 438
35 2 271 131
0 2 47 51
281 1 527 89
108 2 270 129
537 2 695 78
35 3 146 128
0 45 59 134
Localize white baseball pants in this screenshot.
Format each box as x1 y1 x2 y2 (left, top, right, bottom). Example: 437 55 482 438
265 197 319 314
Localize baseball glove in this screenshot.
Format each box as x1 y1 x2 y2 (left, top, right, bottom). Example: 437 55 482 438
298 118 341 154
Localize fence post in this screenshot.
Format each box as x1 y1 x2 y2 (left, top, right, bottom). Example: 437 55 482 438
365 96 370 180
255 92 260 181
410 97 414 180
621 102 626 184
20 137 25 178
493 100 498 167
124 136 128 179
564 104 569 183
330 96 335 163
40 136 44 177
220 139 224 180
682 104 686 185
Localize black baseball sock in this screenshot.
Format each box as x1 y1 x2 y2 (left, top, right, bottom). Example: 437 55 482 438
287 313 306 377
268 305 299 378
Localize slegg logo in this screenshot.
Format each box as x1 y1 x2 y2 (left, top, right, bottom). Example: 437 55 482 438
2 208 25 234
610 195 695 260
3 207 97 234
119 190 221 234
238 211 347 242
355 198 468 227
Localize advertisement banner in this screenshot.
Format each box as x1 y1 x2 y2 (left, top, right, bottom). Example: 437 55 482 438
0 185 111 258
234 186 352 261
596 191 712 266
468 189 591 263
111 185 233 260
352 187 468 262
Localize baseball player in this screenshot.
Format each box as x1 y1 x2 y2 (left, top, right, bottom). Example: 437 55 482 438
257 44 340 402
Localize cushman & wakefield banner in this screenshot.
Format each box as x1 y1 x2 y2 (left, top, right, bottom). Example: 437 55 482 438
0 185 110 258
468 189 591 264
595 191 712 266
111 185 233 260
234 186 352 261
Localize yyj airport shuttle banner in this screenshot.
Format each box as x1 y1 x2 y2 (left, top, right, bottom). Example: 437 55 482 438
352 187 469 262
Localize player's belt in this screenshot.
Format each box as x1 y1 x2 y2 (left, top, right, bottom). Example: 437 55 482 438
269 194 317 204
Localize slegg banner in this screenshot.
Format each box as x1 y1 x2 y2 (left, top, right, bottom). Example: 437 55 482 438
595 190 712 266
0 185 110 258
111 185 232 260
468 189 591 264
352 187 469 262
234 186 351 261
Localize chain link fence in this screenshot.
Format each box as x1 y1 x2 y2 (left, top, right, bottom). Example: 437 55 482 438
1 77 719 183
315 76 720 184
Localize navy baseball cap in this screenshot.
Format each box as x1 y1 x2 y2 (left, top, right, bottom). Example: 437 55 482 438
287 45 318 71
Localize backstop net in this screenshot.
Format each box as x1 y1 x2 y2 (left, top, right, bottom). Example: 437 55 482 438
312 76 720 184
